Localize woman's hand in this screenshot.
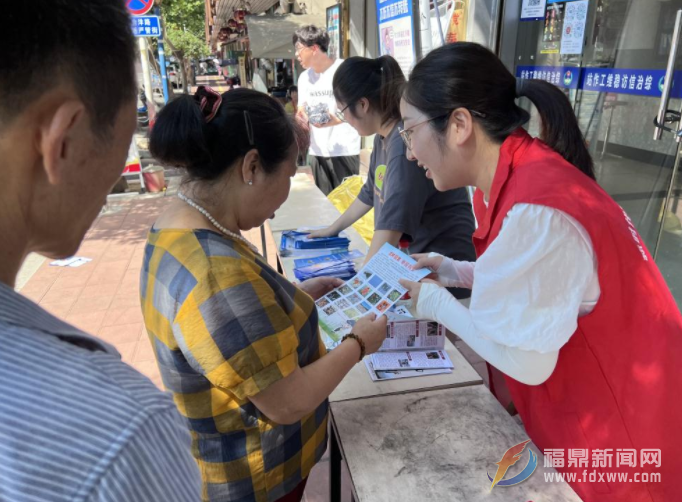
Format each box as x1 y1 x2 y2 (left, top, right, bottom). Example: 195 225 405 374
398 278 443 311
307 226 338 239
410 253 443 282
410 253 474 289
298 277 343 300
351 313 388 355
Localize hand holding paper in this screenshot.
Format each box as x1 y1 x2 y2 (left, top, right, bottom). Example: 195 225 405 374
298 277 344 300
315 243 430 348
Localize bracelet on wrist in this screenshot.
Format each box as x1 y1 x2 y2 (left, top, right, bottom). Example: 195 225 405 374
341 333 365 361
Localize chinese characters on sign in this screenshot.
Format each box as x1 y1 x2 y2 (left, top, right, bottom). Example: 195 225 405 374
376 0 415 78
131 16 160 37
516 65 682 99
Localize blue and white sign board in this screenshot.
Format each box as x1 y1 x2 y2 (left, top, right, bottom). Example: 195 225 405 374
132 16 160 37
376 0 415 78
516 66 581 90
516 65 682 98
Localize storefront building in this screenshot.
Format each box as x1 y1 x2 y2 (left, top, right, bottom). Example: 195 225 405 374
205 0 682 309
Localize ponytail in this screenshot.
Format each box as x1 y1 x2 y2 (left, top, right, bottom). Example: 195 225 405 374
404 43 596 181
333 55 405 126
377 55 405 126
517 80 595 180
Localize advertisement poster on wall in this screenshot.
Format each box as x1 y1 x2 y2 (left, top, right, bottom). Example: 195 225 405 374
327 4 342 60
541 0 588 55
560 0 588 55
541 1 565 53
376 0 416 77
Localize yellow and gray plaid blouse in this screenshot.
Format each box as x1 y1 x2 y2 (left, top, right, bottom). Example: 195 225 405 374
140 228 329 502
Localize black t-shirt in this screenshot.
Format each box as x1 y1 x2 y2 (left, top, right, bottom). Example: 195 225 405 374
357 123 476 262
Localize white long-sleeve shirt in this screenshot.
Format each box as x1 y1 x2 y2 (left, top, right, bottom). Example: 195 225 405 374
416 203 601 385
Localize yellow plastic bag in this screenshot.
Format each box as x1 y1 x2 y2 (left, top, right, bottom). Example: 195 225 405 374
327 176 374 245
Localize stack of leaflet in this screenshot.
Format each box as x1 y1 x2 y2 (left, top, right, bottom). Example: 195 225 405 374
293 250 364 281
279 230 350 258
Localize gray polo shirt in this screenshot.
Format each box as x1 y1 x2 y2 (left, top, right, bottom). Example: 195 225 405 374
358 122 476 261
0 281 201 502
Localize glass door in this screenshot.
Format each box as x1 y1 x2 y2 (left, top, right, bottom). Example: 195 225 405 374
501 0 682 310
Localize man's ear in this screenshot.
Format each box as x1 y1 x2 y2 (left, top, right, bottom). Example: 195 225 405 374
39 101 86 185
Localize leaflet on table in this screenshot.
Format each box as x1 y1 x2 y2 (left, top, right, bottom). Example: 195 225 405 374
380 315 446 351
316 243 430 347
294 264 356 281
280 230 350 250
364 358 452 382
370 350 454 371
293 250 364 268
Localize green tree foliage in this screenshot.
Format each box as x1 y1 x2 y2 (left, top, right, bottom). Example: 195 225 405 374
158 0 210 89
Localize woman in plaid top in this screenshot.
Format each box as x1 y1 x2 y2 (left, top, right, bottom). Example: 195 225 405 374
141 87 387 502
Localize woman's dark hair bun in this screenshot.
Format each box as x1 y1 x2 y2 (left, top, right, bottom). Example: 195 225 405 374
150 88 295 181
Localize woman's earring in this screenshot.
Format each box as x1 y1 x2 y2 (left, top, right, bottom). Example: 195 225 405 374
247 180 253 186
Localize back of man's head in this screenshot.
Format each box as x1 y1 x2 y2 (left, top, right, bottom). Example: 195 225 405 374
292 25 330 53
0 0 139 276
0 0 136 135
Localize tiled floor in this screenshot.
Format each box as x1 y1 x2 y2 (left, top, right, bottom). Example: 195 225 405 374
16 176 490 502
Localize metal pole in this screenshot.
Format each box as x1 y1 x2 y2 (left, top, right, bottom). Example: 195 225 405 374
138 38 155 108
434 0 446 46
419 0 433 58
156 7 171 104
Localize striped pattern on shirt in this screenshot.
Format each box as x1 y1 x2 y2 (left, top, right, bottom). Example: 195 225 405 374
0 281 201 502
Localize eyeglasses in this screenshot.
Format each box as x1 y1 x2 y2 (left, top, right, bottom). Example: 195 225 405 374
335 103 353 122
398 109 486 150
294 44 312 56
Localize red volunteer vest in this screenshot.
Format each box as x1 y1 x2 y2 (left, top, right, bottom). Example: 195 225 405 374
473 129 682 502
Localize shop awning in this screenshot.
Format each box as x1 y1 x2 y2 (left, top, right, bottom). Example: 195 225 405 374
246 13 325 60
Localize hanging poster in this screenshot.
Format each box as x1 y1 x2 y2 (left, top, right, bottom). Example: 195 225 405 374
560 0 588 55
541 1 565 54
377 0 416 77
429 0 468 48
521 0 547 21
326 4 342 60
446 0 468 43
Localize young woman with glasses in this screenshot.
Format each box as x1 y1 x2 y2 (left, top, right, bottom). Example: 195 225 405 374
308 55 476 298
398 42 682 502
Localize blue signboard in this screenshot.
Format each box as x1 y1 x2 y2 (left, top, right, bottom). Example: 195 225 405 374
131 15 160 37
580 68 676 97
516 65 682 98
376 0 415 78
516 65 581 90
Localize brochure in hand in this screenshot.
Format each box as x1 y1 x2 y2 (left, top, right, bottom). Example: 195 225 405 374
315 243 430 349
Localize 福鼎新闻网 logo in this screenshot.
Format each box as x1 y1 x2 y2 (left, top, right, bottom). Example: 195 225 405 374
487 439 538 490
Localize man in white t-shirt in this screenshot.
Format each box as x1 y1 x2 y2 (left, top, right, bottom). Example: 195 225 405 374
293 25 361 194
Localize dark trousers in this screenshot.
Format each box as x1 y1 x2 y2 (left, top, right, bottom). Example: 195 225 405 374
310 155 360 195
